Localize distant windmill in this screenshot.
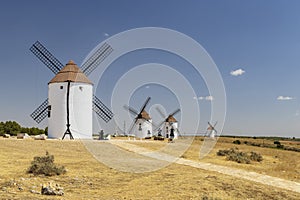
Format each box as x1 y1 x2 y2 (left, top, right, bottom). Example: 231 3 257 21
30 41 114 139
155 107 180 139
206 122 218 138
124 97 152 138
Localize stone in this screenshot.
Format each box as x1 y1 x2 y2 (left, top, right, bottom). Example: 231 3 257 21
30 189 40 194
41 182 64 196
34 134 47 140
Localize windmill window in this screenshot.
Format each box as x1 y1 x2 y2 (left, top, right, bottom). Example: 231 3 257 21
60 86 63 89
47 105 51 118
79 86 83 91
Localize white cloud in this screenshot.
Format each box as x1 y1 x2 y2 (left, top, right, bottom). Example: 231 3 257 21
277 96 294 101
145 86 150 89
230 68 245 76
205 96 214 101
104 33 109 37
194 96 214 101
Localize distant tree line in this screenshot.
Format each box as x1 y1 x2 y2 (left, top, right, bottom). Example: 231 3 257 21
0 121 46 136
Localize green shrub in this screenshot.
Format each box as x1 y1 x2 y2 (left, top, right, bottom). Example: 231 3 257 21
233 140 241 145
274 141 281 145
27 151 66 176
276 144 284 149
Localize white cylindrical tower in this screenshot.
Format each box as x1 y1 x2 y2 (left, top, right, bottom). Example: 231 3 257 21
133 110 152 138
48 60 93 139
163 116 179 139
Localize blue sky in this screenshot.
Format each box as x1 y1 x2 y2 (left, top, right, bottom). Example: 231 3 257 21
0 0 300 137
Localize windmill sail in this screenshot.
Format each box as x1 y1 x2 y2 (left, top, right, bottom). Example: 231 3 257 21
30 41 64 74
30 98 49 123
93 95 114 123
30 41 114 124
124 97 152 136
81 43 113 76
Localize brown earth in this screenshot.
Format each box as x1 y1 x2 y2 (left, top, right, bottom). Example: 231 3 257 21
0 137 299 200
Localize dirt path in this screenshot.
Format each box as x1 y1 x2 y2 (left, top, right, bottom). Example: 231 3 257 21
107 140 300 193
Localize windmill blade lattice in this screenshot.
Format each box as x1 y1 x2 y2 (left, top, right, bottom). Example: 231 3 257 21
154 121 165 132
169 108 180 117
123 97 152 135
153 108 180 132
139 97 151 113
128 118 138 135
155 107 166 118
30 98 49 123
123 105 139 116
30 41 114 124
81 43 113 76
30 41 64 74
93 95 114 123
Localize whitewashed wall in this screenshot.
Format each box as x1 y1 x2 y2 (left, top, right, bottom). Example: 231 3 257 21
163 122 178 139
133 119 153 138
48 82 93 139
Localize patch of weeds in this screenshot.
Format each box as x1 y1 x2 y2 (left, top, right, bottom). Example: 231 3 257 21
249 151 263 162
227 151 250 164
217 148 263 164
27 151 66 176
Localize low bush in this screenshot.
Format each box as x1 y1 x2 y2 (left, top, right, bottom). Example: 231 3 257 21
27 151 66 176
217 148 263 164
216 148 236 156
249 151 263 162
233 140 241 145
227 151 250 164
274 141 281 145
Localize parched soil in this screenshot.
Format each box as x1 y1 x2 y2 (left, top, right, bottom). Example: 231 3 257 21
0 137 299 200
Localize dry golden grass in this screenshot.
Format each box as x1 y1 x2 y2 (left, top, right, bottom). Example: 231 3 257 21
181 137 300 182
0 137 299 200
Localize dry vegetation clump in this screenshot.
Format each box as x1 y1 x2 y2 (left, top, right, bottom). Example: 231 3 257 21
27 151 66 176
249 151 263 162
241 139 300 152
217 148 263 164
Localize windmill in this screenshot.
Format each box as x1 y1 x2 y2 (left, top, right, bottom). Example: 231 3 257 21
30 41 114 139
124 97 152 138
155 107 180 139
206 122 218 138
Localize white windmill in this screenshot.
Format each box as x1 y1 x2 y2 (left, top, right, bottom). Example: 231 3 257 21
206 122 218 138
124 97 153 138
155 108 180 139
30 41 114 139
48 61 93 139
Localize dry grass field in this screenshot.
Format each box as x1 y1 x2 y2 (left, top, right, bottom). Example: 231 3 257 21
0 137 299 199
